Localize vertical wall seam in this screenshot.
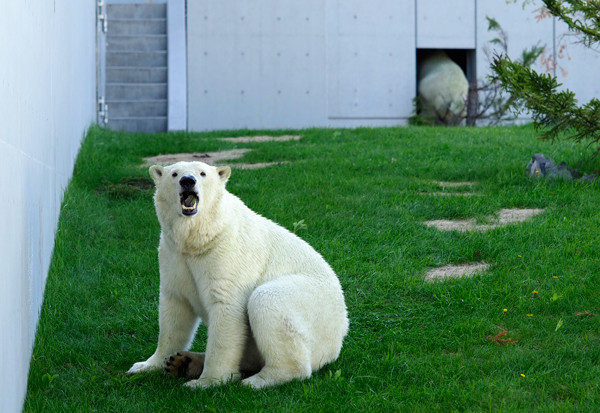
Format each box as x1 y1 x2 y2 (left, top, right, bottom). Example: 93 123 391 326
474 0 477 50
414 0 418 49
552 15 557 77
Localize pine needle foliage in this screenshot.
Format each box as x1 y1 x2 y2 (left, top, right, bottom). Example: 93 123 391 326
491 0 600 152
544 0 600 47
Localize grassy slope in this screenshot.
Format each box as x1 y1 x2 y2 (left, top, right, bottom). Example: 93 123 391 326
25 125 600 412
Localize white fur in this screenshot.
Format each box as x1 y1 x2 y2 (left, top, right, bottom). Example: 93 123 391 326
418 51 469 125
127 161 349 389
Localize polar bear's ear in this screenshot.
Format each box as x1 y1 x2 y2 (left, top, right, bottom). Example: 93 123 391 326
216 166 231 184
149 165 164 184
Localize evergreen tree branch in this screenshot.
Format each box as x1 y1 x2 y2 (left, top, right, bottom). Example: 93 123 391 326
491 54 600 150
491 1 600 153
542 0 600 46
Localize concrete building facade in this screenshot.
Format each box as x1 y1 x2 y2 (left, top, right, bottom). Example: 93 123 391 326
185 0 600 131
0 2 96 412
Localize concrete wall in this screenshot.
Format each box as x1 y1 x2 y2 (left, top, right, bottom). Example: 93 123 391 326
187 0 331 130
0 1 96 412
187 0 416 130
186 0 600 131
553 19 600 105
475 1 600 121
417 0 475 49
327 0 415 128
167 0 188 130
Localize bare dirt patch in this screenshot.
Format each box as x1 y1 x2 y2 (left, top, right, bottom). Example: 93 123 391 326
143 150 290 170
434 181 476 188
421 191 478 197
497 208 544 224
97 177 154 199
424 208 544 232
219 135 301 143
422 180 477 197
425 262 490 281
234 161 291 169
143 135 299 169
143 149 251 166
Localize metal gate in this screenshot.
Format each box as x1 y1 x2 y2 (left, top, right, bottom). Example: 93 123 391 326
97 0 108 126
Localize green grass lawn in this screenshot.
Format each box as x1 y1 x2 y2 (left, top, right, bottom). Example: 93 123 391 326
25 125 600 412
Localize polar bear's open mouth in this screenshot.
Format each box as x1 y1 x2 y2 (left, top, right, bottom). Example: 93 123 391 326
180 191 199 216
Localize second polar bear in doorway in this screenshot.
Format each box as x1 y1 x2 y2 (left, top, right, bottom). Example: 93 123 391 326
418 50 469 125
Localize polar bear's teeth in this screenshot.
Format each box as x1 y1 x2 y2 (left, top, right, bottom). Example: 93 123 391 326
183 202 197 211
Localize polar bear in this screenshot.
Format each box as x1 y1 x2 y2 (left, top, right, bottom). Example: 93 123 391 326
127 161 349 389
418 51 469 125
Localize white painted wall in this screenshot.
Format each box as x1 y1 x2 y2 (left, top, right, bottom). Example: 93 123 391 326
327 0 416 126
168 0 188 131
186 0 600 131
553 19 600 105
187 0 417 131
0 1 96 412
417 0 475 49
187 1 328 130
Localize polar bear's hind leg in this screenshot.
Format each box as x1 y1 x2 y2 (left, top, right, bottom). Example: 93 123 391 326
241 318 312 389
241 277 341 389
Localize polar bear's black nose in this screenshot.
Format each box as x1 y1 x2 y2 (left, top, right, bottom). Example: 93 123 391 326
179 176 197 190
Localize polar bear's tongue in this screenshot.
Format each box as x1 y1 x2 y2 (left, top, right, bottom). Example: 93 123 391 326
183 193 197 208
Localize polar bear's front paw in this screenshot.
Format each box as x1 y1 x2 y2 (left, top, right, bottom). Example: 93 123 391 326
184 377 215 389
241 374 270 389
183 371 242 389
127 360 161 375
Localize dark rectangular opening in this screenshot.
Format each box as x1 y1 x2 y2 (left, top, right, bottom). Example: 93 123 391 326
416 48 476 94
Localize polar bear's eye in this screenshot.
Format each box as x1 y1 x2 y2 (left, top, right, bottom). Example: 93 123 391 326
200 172 206 177
172 172 178 178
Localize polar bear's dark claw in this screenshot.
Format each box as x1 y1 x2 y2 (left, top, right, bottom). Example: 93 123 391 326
164 351 205 379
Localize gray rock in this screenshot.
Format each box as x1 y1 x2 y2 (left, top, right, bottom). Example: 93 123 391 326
526 153 574 180
579 173 599 182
